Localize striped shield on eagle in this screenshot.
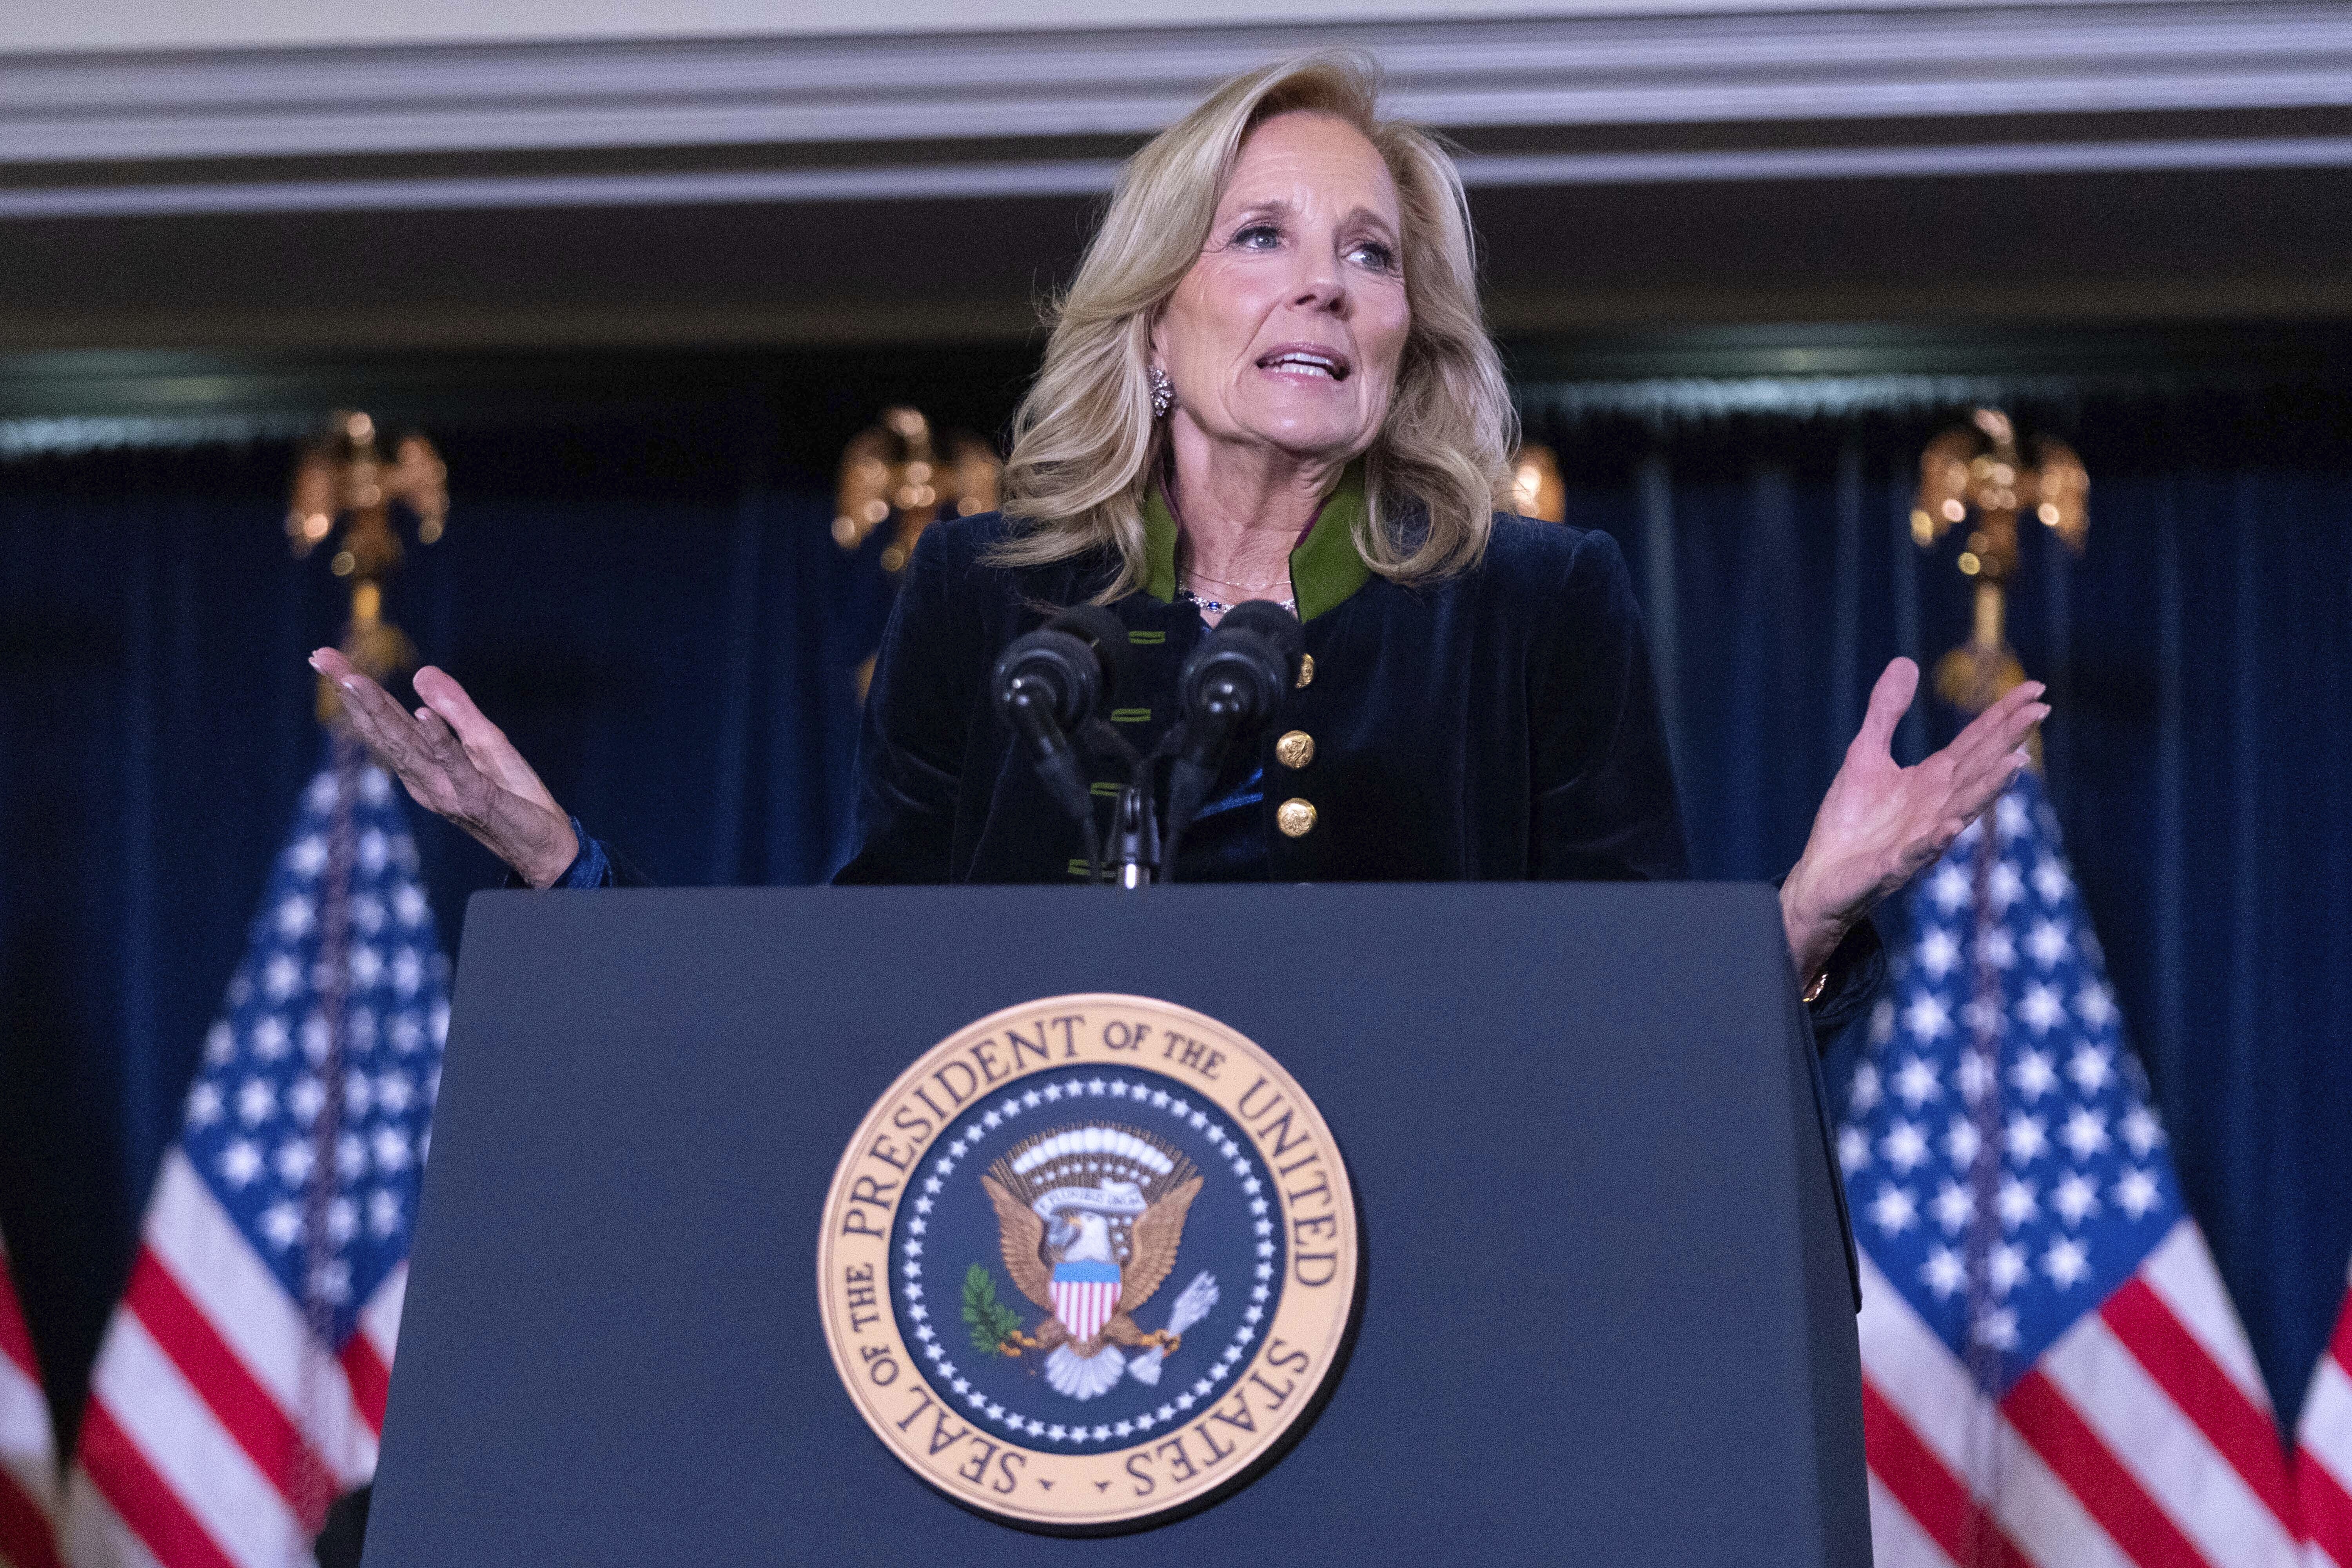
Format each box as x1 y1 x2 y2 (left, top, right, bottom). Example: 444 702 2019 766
1050 1258 1122 1344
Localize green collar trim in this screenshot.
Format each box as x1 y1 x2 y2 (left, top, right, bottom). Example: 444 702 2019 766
1141 486 1182 606
1140 464 1372 623
1287 466 1371 622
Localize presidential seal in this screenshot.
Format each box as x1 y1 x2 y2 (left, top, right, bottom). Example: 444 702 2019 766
817 994 1358 1531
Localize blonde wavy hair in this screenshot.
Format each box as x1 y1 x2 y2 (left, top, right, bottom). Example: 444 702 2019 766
991 52 1516 598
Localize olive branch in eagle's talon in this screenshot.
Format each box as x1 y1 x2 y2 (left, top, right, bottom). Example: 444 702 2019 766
962 1263 1029 1356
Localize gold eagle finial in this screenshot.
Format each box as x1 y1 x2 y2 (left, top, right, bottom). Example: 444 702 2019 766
1911 408 2088 716
286 410 448 722
831 406 1003 574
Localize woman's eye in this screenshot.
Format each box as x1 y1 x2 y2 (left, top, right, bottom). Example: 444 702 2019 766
1348 240 1397 272
1232 223 1283 249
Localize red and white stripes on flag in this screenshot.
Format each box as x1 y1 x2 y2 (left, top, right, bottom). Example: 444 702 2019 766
62 1154 403 1568
58 747 446 1568
1 1230 60 1568
1863 1219 2301 1568
2298 1261 2352 1568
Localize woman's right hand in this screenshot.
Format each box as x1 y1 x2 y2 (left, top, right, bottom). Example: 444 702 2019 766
310 648 581 889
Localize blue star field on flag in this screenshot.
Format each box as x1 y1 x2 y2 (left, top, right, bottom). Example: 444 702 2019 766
174 744 449 1349
1836 767 2184 1393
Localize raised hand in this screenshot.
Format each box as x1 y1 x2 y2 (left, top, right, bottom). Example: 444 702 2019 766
309 648 580 889
1781 657 2049 983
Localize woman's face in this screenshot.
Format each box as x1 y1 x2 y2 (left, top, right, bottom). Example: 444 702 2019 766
1155 110 1411 470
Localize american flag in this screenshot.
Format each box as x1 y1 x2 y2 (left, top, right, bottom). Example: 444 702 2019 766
2298 1262 2352 1567
1840 768 2300 1568
1 1229 59 1568
64 739 447 1568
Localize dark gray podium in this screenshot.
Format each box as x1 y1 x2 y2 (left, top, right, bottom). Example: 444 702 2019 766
360 883 1867 1566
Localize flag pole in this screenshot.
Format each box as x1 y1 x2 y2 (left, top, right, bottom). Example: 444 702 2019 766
283 410 448 1544
1911 408 2089 1565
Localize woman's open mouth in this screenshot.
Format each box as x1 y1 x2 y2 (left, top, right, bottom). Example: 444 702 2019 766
1257 347 1352 382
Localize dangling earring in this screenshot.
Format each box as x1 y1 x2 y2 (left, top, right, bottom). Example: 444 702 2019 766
1148 366 1175 419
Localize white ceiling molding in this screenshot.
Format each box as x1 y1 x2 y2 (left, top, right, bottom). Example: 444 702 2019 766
4 0 2289 55
7 134 2352 221
2 3 2347 167
0 162 1134 220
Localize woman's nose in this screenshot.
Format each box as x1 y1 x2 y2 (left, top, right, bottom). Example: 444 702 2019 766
1288 250 1348 315
1291 276 1348 316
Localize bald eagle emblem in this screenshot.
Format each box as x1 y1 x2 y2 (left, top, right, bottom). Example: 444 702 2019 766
980 1122 1219 1402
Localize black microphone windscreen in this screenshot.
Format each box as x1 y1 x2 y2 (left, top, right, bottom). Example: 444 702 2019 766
1047 604 1127 695
993 631 1093 730
1048 602 1125 650
1214 600 1305 678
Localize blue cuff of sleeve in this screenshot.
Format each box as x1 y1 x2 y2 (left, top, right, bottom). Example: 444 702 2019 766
556 816 613 890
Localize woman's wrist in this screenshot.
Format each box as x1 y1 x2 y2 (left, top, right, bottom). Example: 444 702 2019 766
1779 866 1849 989
511 813 582 890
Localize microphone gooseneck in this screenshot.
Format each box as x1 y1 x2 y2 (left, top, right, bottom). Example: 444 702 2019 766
1112 780 1160 891
991 605 1127 882
1163 600 1305 882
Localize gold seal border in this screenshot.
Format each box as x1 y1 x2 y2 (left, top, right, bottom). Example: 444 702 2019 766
816 992 1359 1530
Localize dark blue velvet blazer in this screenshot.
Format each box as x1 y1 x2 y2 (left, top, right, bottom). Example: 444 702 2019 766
835 507 1691 890
562 495 1881 1036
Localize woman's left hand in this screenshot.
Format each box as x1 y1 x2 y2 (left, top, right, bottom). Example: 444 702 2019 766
1781 657 2050 986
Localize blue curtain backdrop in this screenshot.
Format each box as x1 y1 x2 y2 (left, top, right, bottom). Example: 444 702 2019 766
1 384 2346 1465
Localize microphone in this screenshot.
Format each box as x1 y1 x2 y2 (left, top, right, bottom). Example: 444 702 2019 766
991 605 1125 878
1163 600 1305 880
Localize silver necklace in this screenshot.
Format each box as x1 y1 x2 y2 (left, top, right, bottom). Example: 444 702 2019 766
1177 585 1296 616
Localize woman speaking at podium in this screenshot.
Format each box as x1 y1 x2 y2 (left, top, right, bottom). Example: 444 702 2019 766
312 54 2045 1033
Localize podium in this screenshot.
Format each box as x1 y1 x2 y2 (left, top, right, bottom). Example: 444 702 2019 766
360 884 1868 1566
